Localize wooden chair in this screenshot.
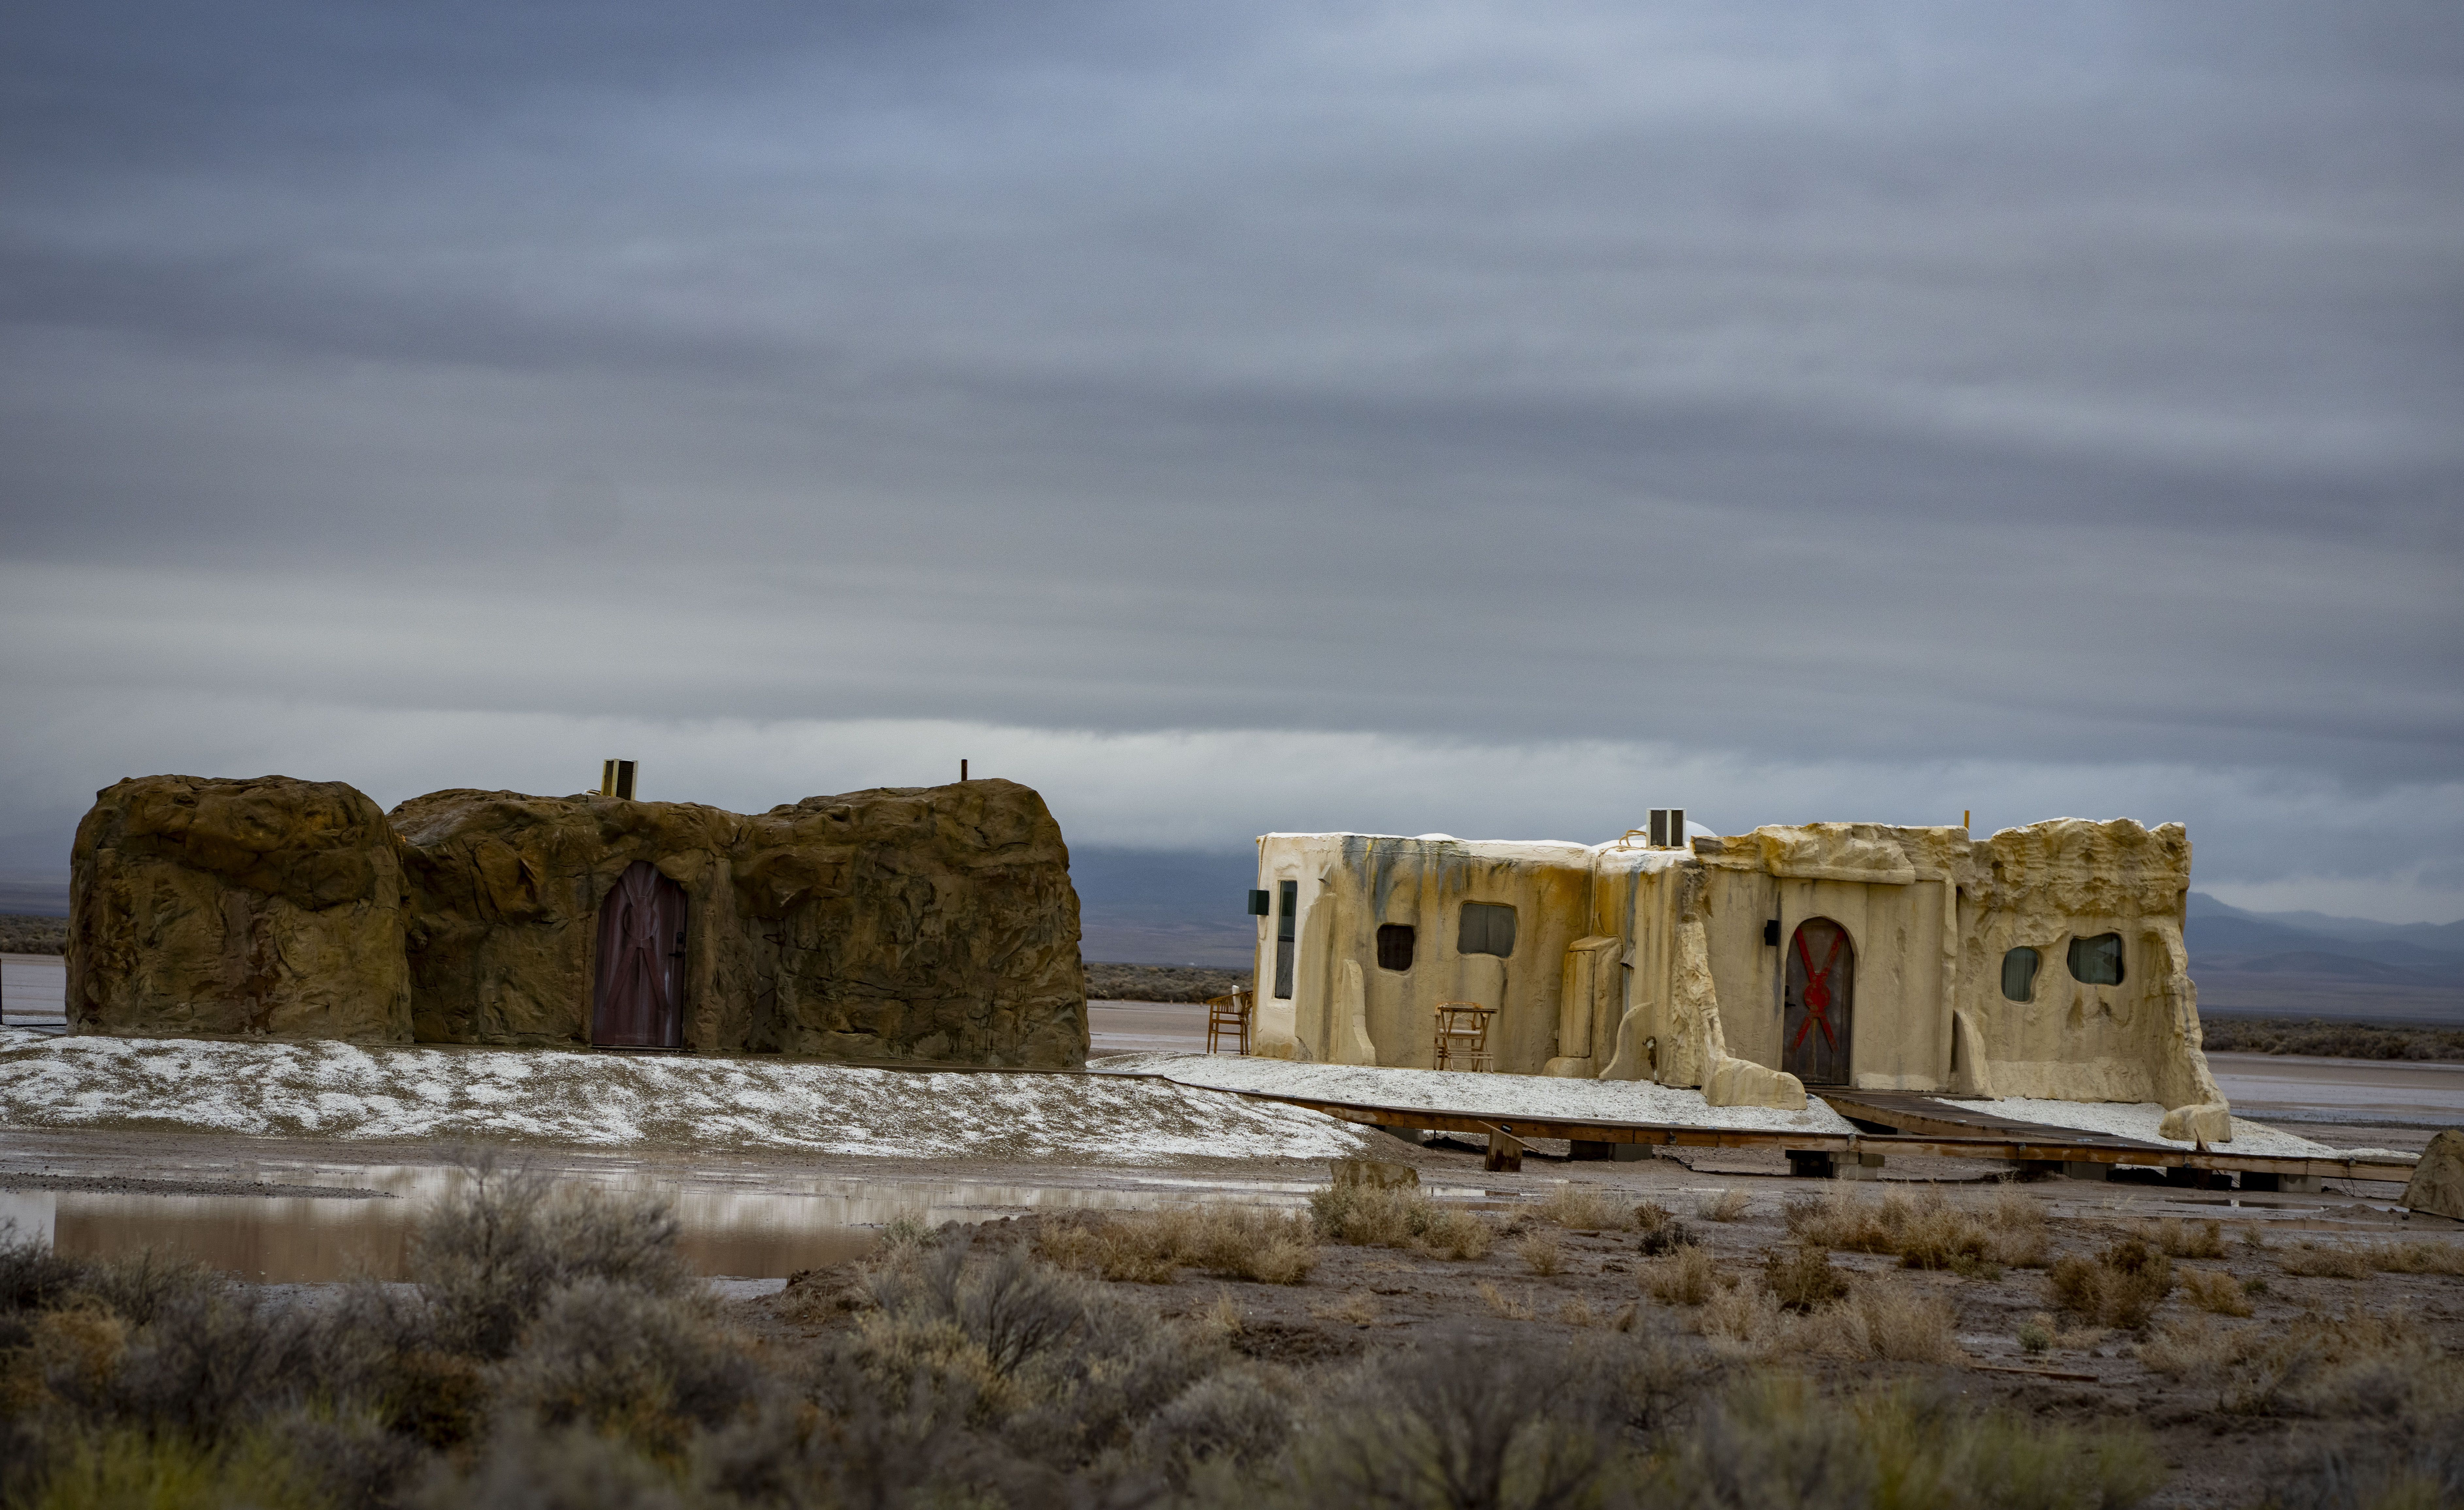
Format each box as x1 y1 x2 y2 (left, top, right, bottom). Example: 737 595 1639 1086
1433 1001 1496 1072
1205 989 1252 1054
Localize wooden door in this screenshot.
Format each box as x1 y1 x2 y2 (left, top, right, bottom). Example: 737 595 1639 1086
1782 918 1853 1085
591 861 686 1047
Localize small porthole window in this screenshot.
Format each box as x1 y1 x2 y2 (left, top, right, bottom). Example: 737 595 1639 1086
2067 933 2125 987
1458 902 1517 958
2000 947 2039 1002
1376 924 1416 972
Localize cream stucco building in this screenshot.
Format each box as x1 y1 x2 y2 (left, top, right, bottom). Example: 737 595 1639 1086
1247 817 2232 1142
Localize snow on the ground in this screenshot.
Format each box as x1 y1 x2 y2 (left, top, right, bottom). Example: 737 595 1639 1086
0 1028 1378 1164
1940 1096 2407 1162
1091 1052 1860 1136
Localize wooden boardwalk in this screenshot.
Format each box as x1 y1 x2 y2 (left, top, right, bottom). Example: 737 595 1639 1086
1209 1084 2418 1185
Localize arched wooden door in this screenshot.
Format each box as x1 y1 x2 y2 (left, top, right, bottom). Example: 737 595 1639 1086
1783 918 1854 1085
591 861 686 1048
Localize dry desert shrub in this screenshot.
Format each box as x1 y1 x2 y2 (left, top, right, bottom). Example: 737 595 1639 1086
1537 1184 1632 1231
1513 1231 1565 1277
414 1148 693 1359
1694 1187 1751 1223
1306 1184 1492 1260
1650 1374 2165 1509
1784 1186 2031 1273
2139 1306 2462 1420
1692 1283 1782 1353
1762 1243 1851 1313
1644 1245 1723 1307
2280 1241 2375 1281
2149 1218 2227 1259
1837 1279 1966 1364
2177 1267 2255 1317
1693 1273 1963 1365
1633 1200 1676 1232
2050 1238 2176 1329
1035 1206 1317 1286
494 1280 759 1460
1555 1297 1599 1328
2362 1240 2464 1275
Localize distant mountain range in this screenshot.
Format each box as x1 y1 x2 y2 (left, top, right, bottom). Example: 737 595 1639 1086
2179 892 2459 1023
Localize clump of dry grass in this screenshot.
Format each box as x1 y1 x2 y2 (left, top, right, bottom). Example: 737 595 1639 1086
1644 1245 1724 1307
1513 1232 1564 1277
1692 1273 1963 1364
2148 1218 2226 1259
1035 1205 1316 1285
1761 1244 1850 1313
1307 1184 1493 1260
1634 1201 1676 1232
1536 1184 1632 1231
1843 1280 1966 1363
1555 1296 1600 1327
2177 1267 2254 1317
1693 1188 1750 1223
2140 1306 2463 1420
2363 1240 2464 1275
1476 1281 1536 1321
2050 1237 2175 1328
1785 1186 2026 1275
1310 1291 1379 1327
1693 1283 1781 1351
2279 1241 2374 1280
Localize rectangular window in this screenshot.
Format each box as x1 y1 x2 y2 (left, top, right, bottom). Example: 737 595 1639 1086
1376 923 1416 972
1273 880 1298 999
1458 902 1517 958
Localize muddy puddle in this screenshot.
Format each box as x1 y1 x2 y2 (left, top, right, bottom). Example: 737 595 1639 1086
0 1166 1360 1283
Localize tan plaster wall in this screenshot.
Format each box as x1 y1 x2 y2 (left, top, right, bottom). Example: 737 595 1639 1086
1254 834 1596 1071
1956 819 2221 1112
1260 817 2222 1121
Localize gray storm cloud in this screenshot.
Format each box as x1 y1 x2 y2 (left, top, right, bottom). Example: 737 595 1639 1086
2 2 2458 915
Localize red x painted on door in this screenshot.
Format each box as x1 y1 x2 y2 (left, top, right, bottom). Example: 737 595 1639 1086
1782 918 1854 1085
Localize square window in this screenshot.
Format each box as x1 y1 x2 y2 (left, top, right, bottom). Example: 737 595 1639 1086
1458 902 1516 958
1376 924 1416 972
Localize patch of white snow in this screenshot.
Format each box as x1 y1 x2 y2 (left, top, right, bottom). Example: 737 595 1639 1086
1939 1097 2403 1162
0 1029 1377 1165
1090 1052 1857 1136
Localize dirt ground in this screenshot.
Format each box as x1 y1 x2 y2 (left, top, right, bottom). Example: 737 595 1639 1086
7 1054 2461 1508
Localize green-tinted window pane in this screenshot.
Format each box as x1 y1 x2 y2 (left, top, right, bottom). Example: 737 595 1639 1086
2000 947 2039 1002
2066 933 2125 986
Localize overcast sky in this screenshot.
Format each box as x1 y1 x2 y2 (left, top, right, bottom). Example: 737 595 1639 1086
3 2 2458 920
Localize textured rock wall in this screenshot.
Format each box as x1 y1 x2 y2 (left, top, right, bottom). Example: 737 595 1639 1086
1960 818 2224 1121
68 775 1086 1067
394 778 1087 1067
68 775 412 1041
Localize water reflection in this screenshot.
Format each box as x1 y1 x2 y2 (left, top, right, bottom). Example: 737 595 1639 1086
0 1165 1340 1283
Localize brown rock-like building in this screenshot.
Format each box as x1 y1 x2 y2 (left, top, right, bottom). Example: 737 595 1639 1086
67 774 1088 1068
